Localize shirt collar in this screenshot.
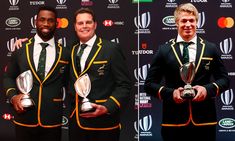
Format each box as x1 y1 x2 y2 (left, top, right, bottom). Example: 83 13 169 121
176 34 197 44
80 34 97 48
34 34 55 47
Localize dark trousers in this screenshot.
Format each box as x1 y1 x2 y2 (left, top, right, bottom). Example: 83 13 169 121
161 123 216 141
69 115 120 141
15 125 62 141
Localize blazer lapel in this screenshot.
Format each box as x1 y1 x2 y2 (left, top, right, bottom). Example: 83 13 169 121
194 37 205 73
43 43 63 84
25 38 41 84
80 38 102 77
170 39 184 67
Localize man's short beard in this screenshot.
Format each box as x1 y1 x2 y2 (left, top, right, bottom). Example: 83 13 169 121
37 29 55 41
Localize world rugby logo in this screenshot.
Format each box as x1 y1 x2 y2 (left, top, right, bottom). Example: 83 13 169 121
109 0 118 4
221 89 233 105
220 38 233 54
57 0 66 4
134 12 151 29
134 64 150 81
134 115 152 132
197 12 205 28
9 0 19 6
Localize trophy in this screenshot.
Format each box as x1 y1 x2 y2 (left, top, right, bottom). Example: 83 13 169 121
16 70 35 109
74 73 94 113
180 62 196 99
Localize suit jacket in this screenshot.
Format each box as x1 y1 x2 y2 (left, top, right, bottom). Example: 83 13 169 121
144 37 230 127
69 37 132 130
3 37 70 128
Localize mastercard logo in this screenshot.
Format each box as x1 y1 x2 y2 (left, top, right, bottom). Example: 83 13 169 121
217 17 234 28
57 18 68 28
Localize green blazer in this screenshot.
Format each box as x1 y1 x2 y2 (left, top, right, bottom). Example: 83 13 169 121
3 37 70 128
69 37 132 130
144 37 230 127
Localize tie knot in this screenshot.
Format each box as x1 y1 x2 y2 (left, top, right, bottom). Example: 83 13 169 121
40 43 49 48
80 44 88 50
181 42 192 48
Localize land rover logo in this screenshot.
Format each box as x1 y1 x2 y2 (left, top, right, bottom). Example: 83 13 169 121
162 16 176 26
6 17 21 27
219 118 235 129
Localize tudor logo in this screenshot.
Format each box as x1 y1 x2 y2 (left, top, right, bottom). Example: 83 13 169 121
5 17 21 27
103 20 113 26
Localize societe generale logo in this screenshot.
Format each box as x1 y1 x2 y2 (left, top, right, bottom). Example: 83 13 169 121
103 20 113 26
217 17 234 28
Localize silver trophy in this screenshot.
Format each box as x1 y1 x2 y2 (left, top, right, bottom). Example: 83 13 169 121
180 62 196 99
16 70 35 109
74 73 94 113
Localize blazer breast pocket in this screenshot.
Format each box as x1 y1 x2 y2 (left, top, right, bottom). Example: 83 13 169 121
201 57 213 71
92 60 108 77
58 60 69 74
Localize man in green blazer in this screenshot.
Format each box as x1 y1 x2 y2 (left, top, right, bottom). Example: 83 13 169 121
144 3 230 141
69 7 132 141
3 6 70 141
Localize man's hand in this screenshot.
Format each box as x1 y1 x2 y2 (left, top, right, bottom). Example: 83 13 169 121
173 87 185 104
11 94 25 113
192 85 207 102
14 38 28 48
80 103 108 118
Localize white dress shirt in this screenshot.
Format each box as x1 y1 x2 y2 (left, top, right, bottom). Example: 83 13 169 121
77 34 97 71
33 34 56 77
176 35 197 63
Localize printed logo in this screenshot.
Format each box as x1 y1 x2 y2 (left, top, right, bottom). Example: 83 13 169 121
103 20 113 26
9 0 19 10
56 0 67 9
132 42 154 55
2 113 14 120
165 0 177 8
9 0 19 5
29 1 45 5
5 17 21 27
81 0 93 6
7 37 18 56
134 64 150 86
190 0 208 2
108 0 120 9
162 15 176 27
57 0 66 4
57 18 69 28
221 89 234 110
220 0 232 8
135 93 152 109
220 37 233 59
134 115 152 137
110 38 120 44
218 17 234 28
134 12 151 34
218 118 235 129
132 0 153 3
196 12 205 34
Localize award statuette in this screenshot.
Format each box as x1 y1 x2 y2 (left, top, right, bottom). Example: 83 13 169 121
74 73 94 113
16 70 35 109
180 62 196 99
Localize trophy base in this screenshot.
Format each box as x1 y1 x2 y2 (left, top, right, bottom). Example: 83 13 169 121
21 95 35 110
80 102 96 114
181 86 195 99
